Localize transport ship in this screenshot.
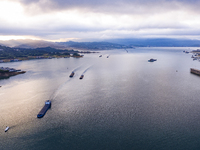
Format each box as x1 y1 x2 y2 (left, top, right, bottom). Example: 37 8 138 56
5 126 9 132
79 75 84 79
69 72 75 77
191 68 200 76
37 100 51 118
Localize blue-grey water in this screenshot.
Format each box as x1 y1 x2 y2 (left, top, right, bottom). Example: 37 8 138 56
1 47 200 150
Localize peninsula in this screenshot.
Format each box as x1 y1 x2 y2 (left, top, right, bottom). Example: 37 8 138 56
0 67 26 79
0 45 89 63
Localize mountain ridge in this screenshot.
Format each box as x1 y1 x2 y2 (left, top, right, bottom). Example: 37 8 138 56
0 38 200 50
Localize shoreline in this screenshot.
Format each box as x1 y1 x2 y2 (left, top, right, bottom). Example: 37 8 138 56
0 55 84 63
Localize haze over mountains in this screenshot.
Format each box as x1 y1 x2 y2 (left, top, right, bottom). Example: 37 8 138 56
106 38 200 47
0 38 200 50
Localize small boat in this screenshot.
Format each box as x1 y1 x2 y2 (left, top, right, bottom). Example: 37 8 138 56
79 75 84 79
37 100 51 118
99 55 102 57
5 126 9 132
69 72 75 78
107 56 109 58
148 58 157 62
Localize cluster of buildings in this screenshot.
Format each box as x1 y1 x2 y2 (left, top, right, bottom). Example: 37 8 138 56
183 49 200 61
10 59 22 62
0 67 21 72
191 49 200 61
0 59 22 63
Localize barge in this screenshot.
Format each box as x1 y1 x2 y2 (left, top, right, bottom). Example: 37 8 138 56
37 100 51 118
79 75 84 79
69 72 75 78
191 68 200 76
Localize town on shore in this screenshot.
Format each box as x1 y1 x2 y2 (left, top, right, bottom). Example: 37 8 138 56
0 53 84 63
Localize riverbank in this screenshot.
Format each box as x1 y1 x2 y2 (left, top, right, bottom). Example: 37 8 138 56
0 54 83 63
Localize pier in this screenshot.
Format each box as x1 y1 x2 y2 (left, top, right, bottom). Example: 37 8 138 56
190 68 200 76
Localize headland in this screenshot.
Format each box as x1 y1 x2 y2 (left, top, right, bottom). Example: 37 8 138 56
0 67 26 79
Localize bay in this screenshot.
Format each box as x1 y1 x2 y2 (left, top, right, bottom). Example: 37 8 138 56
1 47 200 150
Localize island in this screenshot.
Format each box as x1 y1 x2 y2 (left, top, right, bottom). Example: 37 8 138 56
0 67 26 79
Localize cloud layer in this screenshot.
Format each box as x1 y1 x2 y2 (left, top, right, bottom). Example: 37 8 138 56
0 0 200 41
19 0 200 15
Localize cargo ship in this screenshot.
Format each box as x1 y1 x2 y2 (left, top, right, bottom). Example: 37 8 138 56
69 72 75 77
37 100 51 118
5 126 9 132
191 68 200 76
79 75 84 79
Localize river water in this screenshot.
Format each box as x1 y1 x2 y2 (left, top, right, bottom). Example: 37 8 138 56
1 47 200 150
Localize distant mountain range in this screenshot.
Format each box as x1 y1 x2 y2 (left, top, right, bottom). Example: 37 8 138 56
0 39 130 50
0 39 66 49
104 38 200 47
55 41 131 50
0 38 199 50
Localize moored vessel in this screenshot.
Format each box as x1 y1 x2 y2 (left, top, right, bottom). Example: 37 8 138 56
37 100 51 118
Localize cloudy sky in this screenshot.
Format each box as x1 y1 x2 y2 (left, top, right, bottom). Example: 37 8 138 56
0 0 200 41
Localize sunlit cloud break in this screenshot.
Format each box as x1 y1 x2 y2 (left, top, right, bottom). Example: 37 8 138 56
1 0 200 41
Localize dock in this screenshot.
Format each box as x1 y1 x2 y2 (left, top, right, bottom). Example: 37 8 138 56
190 68 200 76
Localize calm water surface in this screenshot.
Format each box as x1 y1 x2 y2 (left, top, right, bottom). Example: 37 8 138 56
1 47 200 150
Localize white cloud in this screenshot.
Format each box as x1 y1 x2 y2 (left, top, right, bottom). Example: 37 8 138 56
1 0 200 41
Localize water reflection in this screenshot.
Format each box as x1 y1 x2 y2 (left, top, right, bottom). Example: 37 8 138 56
1 48 200 150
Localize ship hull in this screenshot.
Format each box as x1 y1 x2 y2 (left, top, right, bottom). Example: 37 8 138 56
69 72 75 77
79 75 84 79
37 100 51 118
